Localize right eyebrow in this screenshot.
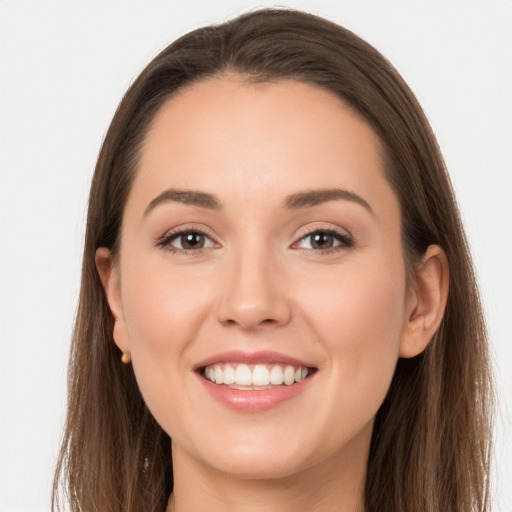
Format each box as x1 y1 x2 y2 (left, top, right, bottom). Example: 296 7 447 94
283 188 373 215
143 189 222 216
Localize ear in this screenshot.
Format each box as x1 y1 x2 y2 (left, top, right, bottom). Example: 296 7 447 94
399 245 449 358
95 247 130 355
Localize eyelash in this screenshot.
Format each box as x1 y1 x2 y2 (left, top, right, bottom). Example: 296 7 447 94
155 227 217 255
155 227 354 255
292 228 354 255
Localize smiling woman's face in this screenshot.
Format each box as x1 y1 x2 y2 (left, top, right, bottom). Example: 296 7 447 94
99 77 420 480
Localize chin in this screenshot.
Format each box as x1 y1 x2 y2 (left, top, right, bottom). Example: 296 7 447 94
178 426 339 482
206 449 313 481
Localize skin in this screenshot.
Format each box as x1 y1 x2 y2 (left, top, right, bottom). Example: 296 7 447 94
97 77 448 512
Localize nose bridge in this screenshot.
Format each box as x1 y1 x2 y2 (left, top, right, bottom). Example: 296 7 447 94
216 235 291 329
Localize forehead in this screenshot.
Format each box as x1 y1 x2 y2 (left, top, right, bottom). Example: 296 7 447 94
129 77 397 219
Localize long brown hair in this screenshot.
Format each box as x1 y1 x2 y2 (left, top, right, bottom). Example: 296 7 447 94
53 8 494 512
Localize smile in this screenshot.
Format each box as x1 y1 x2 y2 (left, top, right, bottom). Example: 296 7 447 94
195 351 317 412
202 363 310 388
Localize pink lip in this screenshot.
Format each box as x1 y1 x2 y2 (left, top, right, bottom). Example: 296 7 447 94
194 350 315 369
194 350 317 412
197 374 314 412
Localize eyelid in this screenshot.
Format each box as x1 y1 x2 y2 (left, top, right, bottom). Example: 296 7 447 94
155 223 353 254
291 225 354 252
155 224 220 252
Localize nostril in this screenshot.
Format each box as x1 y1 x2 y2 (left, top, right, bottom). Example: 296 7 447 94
221 316 280 329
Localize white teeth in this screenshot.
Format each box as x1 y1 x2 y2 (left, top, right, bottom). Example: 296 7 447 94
252 365 270 386
223 364 235 385
204 362 310 387
269 365 284 385
283 366 295 385
214 365 224 385
235 364 252 386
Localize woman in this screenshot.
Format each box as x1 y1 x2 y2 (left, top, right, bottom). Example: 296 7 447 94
53 8 493 512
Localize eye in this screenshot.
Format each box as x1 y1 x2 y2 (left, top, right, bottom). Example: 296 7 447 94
157 229 217 252
294 229 353 251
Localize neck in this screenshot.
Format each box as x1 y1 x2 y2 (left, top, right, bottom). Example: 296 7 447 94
166 429 370 512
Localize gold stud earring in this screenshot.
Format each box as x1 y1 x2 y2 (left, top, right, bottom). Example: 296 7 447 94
121 352 131 364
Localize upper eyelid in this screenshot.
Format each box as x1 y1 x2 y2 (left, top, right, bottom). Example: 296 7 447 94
155 229 219 256
155 223 352 247
159 224 218 241
294 224 352 241
291 226 354 250
154 226 220 254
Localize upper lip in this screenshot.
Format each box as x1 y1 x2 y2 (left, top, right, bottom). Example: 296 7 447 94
194 350 316 370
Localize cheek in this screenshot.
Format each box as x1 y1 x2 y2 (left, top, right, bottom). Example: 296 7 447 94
121 251 211 351
297 258 406 421
118 251 216 412
302 256 406 346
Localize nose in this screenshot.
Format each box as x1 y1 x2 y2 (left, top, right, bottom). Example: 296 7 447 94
215 247 292 330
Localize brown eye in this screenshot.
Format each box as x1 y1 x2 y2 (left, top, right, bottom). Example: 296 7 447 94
310 232 334 249
180 233 205 249
168 231 215 251
296 230 353 251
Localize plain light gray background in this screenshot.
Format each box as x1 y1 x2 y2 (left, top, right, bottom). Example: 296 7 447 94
1 1 511 511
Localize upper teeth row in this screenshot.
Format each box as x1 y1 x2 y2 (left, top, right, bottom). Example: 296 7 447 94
204 363 309 386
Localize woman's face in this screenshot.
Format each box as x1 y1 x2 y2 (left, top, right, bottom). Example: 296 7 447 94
104 77 416 479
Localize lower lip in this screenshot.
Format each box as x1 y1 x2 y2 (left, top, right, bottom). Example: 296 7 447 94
197 373 314 412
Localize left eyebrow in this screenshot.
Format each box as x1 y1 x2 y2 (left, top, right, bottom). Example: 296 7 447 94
283 188 373 215
144 189 222 216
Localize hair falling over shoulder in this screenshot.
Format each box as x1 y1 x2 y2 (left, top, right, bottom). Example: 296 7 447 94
52 8 494 512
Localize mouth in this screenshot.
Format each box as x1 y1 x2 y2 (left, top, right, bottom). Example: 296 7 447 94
194 350 318 411
200 362 316 389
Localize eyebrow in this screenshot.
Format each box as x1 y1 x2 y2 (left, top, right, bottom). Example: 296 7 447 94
283 188 373 214
143 187 372 216
144 189 222 216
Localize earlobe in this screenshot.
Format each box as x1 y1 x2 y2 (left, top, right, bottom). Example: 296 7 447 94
95 247 130 355
399 245 449 358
